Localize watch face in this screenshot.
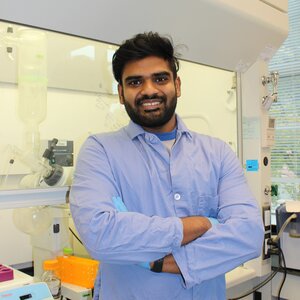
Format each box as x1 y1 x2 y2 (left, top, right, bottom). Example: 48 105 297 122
151 258 164 273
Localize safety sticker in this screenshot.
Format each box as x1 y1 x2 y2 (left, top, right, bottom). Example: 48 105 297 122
246 160 259 172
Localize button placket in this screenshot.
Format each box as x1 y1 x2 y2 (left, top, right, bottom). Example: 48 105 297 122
174 193 181 201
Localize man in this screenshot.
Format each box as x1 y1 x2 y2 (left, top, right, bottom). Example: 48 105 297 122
70 32 264 300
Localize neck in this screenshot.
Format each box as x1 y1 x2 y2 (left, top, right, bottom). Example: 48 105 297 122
142 115 176 133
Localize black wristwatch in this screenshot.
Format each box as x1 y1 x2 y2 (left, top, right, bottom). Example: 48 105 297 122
151 257 164 273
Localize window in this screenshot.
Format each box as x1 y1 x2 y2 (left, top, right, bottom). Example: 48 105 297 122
269 0 300 210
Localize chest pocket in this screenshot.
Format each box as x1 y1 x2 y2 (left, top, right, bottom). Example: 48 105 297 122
196 195 219 217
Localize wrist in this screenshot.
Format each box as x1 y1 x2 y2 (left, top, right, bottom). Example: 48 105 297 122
150 257 164 273
181 216 211 245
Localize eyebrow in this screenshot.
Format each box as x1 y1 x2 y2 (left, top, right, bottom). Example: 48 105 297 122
124 71 172 83
153 71 172 77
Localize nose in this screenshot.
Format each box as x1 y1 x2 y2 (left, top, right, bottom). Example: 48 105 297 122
140 79 159 96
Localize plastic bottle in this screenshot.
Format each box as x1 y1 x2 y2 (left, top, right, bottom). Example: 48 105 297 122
41 259 61 299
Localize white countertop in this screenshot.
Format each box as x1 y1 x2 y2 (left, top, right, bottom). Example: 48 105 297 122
226 266 256 289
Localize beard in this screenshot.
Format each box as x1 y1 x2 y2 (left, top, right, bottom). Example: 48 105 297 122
122 93 178 129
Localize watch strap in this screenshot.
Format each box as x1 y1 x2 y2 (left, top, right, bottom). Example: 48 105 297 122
151 257 164 273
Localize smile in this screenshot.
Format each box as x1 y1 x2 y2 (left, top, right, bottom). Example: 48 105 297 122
139 100 163 112
142 101 161 107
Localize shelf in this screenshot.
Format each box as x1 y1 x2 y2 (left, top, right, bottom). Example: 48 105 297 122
0 187 69 209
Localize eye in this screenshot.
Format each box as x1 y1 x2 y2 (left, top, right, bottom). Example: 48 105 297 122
127 78 142 87
154 74 170 84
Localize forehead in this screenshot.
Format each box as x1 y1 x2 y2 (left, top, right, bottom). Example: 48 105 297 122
122 56 173 79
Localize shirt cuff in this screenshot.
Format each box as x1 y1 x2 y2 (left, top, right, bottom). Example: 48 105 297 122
172 246 196 289
172 217 184 248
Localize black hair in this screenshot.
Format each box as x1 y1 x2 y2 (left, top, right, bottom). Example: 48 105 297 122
112 32 180 84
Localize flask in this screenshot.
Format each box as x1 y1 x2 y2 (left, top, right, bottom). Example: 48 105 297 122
18 29 47 158
41 259 61 299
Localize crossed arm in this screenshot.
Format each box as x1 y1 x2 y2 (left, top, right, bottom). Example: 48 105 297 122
150 216 212 274
111 195 213 274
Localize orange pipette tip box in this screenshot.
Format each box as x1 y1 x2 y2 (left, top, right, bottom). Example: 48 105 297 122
57 256 99 289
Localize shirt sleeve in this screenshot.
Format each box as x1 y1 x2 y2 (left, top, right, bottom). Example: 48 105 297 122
70 136 183 264
172 143 264 289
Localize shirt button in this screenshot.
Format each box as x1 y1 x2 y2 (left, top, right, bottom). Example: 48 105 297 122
174 193 181 201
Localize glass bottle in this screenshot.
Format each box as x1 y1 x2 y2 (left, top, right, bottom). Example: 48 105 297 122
41 259 61 299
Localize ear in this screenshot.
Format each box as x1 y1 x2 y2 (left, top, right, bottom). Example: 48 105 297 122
118 84 124 104
175 76 181 98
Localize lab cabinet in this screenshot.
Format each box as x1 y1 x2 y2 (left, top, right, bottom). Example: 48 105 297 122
0 0 288 71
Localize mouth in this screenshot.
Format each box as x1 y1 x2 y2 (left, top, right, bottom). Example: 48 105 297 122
140 100 162 111
137 96 165 112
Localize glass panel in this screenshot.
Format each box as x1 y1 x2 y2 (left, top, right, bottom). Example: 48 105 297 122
178 61 237 152
268 0 300 213
0 21 237 191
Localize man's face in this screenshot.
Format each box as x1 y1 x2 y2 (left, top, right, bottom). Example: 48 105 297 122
118 56 181 132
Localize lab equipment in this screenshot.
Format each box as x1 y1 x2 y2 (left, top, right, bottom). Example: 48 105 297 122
0 266 91 300
0 265 13 282
39 139 64 187
41 259 61 299
0 266 33 292
42 255 96 299
276 202 300 270
56 255 99 289
261 71 279 111
18 29 47 159
12 205 71 279
19 138 73 188
0 282 54 300
13 206 52 235
61 282 92 300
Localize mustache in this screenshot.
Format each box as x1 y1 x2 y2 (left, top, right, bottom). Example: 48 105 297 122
136 94 166 105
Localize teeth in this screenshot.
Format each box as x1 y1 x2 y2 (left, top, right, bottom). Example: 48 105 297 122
142 102 160 107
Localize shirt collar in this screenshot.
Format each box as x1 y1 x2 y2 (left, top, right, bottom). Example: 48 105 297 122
124 114 193 141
